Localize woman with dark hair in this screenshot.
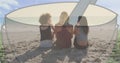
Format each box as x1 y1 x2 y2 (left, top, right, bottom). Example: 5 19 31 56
74 16 89 49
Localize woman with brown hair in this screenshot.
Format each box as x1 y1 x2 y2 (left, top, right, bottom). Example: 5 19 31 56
54 11 73 49
74 16 89 49
39 13 54 48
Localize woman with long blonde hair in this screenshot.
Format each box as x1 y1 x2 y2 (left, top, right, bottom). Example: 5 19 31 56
56 11 68 25
54 11 73 49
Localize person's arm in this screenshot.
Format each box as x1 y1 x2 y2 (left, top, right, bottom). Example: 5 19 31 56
69 26 74 38
49 24 55 31
74 26 80 35
66 25 74 34
51 26 55 31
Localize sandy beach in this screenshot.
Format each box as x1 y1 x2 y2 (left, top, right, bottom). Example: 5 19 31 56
1 20 117 63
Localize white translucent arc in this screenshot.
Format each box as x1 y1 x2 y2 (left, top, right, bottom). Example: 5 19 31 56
6 3 117 26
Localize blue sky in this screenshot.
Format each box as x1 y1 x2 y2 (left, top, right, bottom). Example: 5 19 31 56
0 0 120 28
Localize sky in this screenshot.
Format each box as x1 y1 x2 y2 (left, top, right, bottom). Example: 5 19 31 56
0 0 120 29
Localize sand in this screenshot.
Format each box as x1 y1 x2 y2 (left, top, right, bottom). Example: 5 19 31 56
1 20 117 63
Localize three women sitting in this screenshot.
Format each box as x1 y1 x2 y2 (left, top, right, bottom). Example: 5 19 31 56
39 11 89 49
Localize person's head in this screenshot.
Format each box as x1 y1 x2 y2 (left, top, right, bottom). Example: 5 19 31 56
39 13 51 25
77 16 88 26
77 16 89 35
77 16 82 23
58 11 69 25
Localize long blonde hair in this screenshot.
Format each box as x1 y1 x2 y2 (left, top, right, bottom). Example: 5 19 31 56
57 11 68 26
